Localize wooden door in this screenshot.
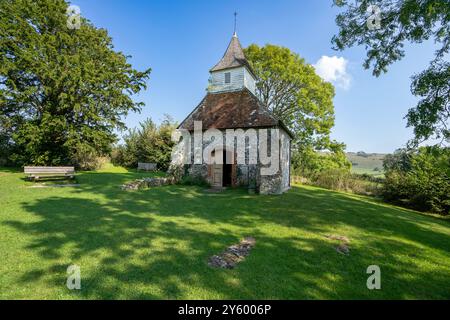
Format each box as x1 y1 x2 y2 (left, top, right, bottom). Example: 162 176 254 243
212 164 223 187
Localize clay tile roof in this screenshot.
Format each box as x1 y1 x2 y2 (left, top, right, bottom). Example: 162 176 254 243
178 88 280 131
210 35 254 74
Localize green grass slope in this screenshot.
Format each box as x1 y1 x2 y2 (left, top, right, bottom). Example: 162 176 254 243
0 166 449 299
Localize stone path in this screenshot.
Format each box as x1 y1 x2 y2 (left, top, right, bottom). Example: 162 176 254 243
208 237 256 269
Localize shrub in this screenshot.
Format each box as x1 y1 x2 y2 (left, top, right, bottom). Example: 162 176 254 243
313 168 351 191
0 133 12 166
70 145 109 170
179 175 210 188
111 144 135 168
291 147 351 178
383 148 413 172
382 147 450 215
112 116 177 171
294 169 382 196
291 175 311 185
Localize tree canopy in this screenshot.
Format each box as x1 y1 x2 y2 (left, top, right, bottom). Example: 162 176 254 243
244 44 344 150
244 44 349 175
332 0 449 146
382 146 450 214
0 0 151 166
112 116 178 171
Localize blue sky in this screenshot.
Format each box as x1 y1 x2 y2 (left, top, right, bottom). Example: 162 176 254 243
73 0 438 153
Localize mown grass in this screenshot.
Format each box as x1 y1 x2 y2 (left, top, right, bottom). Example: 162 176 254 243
0 166 449 299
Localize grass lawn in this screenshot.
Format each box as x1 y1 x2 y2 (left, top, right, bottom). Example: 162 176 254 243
1 166 449 299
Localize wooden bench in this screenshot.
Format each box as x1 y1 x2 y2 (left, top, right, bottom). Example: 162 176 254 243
137 162 157 171
24 166 75 181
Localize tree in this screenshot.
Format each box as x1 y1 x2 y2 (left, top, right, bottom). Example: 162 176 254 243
292 149 351 177
244 44 350 174
0 0 151 166
0 114 12 164
383 148 413 172
357 151 369 157
382 146 450 214
112 116 178 171
408 60 449 145
332 0 449 146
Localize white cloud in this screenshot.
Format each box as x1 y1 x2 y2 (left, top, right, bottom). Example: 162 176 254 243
314 55 351 90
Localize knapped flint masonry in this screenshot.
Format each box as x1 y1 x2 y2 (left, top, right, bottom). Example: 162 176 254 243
177 32 293 194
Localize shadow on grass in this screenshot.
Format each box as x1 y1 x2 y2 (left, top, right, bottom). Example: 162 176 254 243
0 166 22 173
20 176 79 184
4 170 450 299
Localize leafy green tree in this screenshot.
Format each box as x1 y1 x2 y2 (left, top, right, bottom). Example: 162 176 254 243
292 148 351 177
0 0 151 166
332 0 449 146
112 116 178 171
244 44 350 173
383 148 413 172
383 146 450 214
407 60 449 145
0 114 12 164
245 44 337 147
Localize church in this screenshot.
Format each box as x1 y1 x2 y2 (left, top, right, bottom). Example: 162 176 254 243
177 31 293 194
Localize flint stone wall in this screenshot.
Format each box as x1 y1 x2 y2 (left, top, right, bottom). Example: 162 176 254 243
181 127 291 194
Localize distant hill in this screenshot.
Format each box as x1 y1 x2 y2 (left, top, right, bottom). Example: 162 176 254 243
346 152 386 177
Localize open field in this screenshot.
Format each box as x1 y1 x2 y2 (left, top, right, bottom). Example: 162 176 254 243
0 166 449 299
347 152 386 177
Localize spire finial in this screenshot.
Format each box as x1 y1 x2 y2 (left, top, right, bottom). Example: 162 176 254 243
233 12 237 37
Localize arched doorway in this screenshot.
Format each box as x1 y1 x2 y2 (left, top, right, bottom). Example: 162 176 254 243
209 148 235 188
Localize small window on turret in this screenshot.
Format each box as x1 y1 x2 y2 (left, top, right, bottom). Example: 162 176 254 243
224 72 231 84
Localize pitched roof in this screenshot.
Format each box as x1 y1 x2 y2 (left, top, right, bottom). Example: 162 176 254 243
178 88 293 138
210 34 254 75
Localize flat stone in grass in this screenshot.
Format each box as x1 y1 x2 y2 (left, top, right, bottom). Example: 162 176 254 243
325 234 351 255
208 237 256 269
336 243 350 255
